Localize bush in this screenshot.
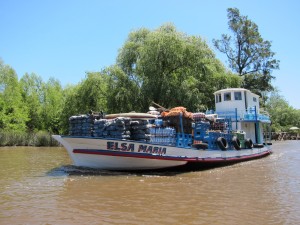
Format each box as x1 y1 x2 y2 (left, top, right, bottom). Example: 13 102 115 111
0 130 60 147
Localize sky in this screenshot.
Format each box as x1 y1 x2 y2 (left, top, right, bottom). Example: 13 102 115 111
1 0 299 108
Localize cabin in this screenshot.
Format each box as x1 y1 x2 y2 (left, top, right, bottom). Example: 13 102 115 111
213 88 271 144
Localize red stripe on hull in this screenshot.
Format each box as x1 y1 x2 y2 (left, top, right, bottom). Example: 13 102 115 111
73 149 272 163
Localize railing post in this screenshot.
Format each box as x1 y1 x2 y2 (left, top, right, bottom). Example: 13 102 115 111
235 108 238 130
179 112 184 134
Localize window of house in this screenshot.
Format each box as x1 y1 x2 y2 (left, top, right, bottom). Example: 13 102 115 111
253 97 257 102
216 94 222 103
234 91 242 100
224 92 231 101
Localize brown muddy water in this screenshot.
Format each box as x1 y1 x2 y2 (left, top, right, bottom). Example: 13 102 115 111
0 141 300 225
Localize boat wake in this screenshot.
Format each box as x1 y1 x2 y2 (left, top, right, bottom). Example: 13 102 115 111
47 165 135 176
46 164 195 177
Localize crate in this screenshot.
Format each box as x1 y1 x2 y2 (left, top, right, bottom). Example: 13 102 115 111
176 133 192 148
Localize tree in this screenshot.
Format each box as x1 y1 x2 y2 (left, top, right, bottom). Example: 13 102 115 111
104 65 142 113
20 73 44 131
40 78 64 133
59 84 80 134
213 8 279 94
58 72 109 134
265 89 300 131
0 60 28 131
117 23 240 112
76 72 108 113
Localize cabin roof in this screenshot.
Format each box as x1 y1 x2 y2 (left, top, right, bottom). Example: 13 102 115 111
214 88 259 98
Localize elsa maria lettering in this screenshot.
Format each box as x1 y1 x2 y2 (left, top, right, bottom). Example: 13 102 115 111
107 141 167 155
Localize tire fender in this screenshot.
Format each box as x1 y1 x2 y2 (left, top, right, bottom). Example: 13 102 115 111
216 137 228 151
244 138 253 149
232 136 241 150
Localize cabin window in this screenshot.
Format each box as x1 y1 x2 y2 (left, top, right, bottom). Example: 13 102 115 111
216 94 222 103
224 92 231 101
234 91 242 100
253 97 257 102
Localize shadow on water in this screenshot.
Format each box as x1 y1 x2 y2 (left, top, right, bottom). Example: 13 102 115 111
46 163 229 177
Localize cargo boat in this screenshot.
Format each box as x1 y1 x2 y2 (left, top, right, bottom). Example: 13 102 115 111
53 88 272 171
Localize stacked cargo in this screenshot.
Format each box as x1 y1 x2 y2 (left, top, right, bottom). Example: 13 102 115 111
149 120 176 145
130 120 151 141
193 121 211 142
176 133 192 147
193 117 234 150
161 107 194 134
94 117 131 139
68 112 178 145
69 115 93 136
160 107 194 147
93 119 107 137
193 112 206 122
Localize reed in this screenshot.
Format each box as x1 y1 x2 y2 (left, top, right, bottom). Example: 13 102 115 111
0 131 60 147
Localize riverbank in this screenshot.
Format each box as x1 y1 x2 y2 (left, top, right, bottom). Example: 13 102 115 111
271 132 300 141
0 131 60 147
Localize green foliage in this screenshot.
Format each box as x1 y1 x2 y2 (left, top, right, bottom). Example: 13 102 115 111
34 130 59 147
20 73 44 131
104 65 142 113
40 78 64 134
213 8 280 94
265 89 300 132
117 23 240 112
242 73 274 96
0 60 29 131
59 72 109 134
59 84 80 134
20 74 64 134
75 72 108 113
0 130 59 146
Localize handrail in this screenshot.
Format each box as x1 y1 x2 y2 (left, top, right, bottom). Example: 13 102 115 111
215 107 271 123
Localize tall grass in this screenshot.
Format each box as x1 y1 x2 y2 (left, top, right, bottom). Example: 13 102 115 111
0 131 60 147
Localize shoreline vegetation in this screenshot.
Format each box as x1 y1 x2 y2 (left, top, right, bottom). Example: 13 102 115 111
0 131 60 147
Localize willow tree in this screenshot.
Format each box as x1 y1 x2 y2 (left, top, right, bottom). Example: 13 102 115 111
117 24 240 112
213 8 279 94
104 66 142 113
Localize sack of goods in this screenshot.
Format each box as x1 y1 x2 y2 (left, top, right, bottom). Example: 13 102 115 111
69 115 93 136
94 117 131 139
130 120 151 141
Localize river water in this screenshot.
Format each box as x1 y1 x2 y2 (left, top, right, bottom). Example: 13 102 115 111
0 141 299 225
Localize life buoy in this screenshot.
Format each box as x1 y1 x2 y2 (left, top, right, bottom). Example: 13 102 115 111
232 136 241 150
244 138 253 149
253 143 264 148
216 137 228 151
192 143 208 150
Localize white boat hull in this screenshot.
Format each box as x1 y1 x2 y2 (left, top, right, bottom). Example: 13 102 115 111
53 135 272 171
